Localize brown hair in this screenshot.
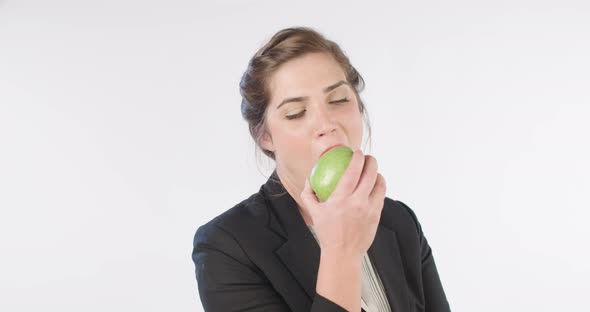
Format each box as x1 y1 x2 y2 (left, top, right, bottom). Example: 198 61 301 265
240 26 372 172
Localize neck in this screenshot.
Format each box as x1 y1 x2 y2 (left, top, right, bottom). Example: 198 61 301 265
276 167 314 226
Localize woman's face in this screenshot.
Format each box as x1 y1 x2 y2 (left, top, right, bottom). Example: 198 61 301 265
261 52 363 193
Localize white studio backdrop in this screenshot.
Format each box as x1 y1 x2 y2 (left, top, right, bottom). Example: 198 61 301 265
1 0 588 311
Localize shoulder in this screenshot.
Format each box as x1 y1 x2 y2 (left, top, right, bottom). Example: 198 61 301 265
381 197 424 237
192 191 273 271
193 191 270 249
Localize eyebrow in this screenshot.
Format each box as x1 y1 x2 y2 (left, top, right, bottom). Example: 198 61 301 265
276 80 350 110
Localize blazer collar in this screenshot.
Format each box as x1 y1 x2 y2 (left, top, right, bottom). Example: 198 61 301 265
260 169 412 311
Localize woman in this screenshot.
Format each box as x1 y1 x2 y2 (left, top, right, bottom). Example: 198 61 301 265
192 27 451 312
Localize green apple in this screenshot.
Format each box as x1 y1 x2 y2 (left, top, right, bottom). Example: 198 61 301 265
310 146 354 202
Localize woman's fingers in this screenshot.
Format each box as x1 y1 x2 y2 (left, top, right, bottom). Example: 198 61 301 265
354 155 378 198
330 149 365 200
300 151 388 256
369 173 387 210
300 177 319 208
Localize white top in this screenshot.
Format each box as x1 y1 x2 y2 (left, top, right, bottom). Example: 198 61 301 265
307 225 392 312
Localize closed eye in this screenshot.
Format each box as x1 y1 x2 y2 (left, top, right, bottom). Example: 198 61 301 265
286 111 305 120
285 98 349 120
331 98 349 104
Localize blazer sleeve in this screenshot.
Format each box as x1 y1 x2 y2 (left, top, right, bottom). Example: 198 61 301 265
192 222 349 312
401 201 451 312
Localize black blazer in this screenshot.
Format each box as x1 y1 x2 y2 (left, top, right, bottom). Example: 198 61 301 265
192 170 451 312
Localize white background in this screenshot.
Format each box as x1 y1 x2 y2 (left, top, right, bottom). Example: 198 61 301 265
1 0 589 311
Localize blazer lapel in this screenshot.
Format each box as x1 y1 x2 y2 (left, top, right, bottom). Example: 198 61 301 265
262 169 320 302
274 223 320 300
261 169 411 311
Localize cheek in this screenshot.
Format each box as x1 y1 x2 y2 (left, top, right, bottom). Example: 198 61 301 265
344 106 364 143
275 130 312 170
281 131 308 150
270 122 308 146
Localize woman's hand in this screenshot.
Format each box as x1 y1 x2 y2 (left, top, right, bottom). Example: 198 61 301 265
300 149 387 257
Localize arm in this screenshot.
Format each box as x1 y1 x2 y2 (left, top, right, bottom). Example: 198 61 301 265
315 249 362 311
192 223 350 312
419 231 451 312
402 202 451 312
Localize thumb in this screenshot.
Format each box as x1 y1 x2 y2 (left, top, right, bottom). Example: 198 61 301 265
300 177 319 208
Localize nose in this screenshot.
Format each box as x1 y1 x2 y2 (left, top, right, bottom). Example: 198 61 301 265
312 103 337 138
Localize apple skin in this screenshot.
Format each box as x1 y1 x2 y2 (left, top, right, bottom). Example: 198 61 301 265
310 146 354 202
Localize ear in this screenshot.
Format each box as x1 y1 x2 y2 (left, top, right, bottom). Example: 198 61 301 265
260 131 275 152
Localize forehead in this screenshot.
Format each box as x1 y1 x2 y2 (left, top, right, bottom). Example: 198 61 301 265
268 53 348 106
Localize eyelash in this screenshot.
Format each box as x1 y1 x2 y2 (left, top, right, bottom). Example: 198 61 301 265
285 98 349 120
